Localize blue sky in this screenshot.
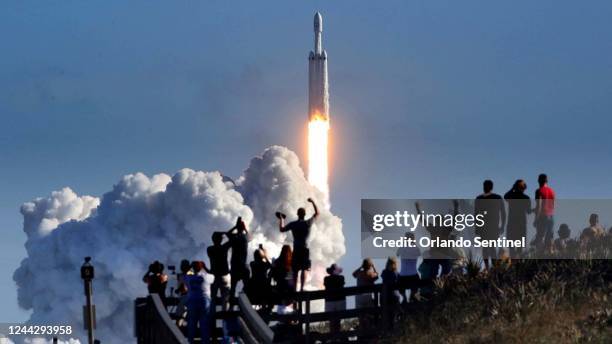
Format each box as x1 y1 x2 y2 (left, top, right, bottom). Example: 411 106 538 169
2 0 612 321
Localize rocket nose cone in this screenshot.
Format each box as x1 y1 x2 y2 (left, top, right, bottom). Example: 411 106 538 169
314 12 323 32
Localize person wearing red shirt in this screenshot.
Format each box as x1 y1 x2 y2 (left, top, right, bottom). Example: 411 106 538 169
534 173 555 251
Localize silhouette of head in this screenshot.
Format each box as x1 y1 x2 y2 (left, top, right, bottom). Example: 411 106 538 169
235 217 246 232
538 173 548 186
558 224 571 239
589 213 599 226
253 248 264 262
483 180 494 193
212 232 223 245
297 207 306 219
180 259 191 274
191 260 204 272
514 179 527 192
326 263 343 276
385 256 398 272
361 258 374 270
150 261 164 274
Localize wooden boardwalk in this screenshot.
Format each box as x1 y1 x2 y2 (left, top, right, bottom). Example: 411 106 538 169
134 280 430 343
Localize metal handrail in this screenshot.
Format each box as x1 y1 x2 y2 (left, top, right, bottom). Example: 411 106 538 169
134 294 188 344
238 293 275 344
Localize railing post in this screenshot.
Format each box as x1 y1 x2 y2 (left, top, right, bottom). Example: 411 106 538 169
381 285 389 329
304 295 311 344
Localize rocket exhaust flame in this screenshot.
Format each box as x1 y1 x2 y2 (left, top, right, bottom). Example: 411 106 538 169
308 118 330 200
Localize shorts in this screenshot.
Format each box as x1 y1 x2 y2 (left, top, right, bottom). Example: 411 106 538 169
212 274 230 299
292 247 311 271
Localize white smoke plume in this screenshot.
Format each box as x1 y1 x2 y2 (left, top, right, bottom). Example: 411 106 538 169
13 146 345 343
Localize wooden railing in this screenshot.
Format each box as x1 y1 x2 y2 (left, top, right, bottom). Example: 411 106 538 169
274 284 385 343
135 279 430 343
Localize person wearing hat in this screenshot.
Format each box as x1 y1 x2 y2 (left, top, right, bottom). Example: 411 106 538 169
324 263 345 333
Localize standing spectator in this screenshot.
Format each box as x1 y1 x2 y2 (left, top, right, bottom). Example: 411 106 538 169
270 245 295 314
534 174 555 251
185 261 214 344
324 263 346 333
381 257 401 327
207 232 231 311
352 258 378 329
475 180 506 269
143 261 169 304
227 217 250 301
381 257 401 305
415 200 458 277
248 244 272 311
580 213 606 243
278 198 319 291
176 259 192 295
175 259 192 323
504 179 532 258
352 258 378 307
396 232 420 303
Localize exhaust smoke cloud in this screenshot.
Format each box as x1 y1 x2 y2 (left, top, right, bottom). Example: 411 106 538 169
13 146 344 343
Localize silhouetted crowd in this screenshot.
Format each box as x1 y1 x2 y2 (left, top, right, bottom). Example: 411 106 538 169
142 198 321 343
142 174 612 342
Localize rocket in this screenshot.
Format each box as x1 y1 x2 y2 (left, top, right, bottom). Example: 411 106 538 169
308 12 329 122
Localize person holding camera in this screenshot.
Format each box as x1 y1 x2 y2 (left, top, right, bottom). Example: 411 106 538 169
278 198 319 292
207 232 231 311
226 217 250 301
142 260 169 304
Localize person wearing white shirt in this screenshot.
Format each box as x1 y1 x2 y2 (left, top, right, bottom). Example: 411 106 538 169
185 261 215 344
396 232 421 303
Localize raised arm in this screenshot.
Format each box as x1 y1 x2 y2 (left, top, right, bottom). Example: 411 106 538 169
226 219 238 234
227 216 248 234
308 198 319 218
202 261 211 274
142 265 152 283
278 213 288 232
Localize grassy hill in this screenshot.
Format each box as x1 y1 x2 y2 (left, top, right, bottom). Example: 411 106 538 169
389 259 611 343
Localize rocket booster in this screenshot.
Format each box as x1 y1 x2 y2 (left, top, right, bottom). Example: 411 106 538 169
308 12 329 121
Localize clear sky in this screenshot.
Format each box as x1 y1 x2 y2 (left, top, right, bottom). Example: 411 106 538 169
2 0 612 321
